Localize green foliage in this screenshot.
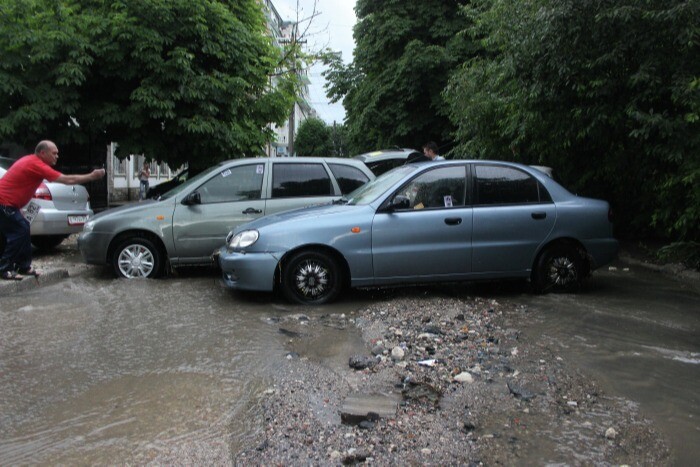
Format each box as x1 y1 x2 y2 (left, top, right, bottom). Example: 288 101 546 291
323 0 475 155
294 117 332 157
658 242 700 271
0 0 298 169
446 0 700 241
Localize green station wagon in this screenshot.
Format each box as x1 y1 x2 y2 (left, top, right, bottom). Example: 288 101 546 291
78 157 374 278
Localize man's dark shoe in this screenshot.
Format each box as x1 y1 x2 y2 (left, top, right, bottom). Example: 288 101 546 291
1 270 23 281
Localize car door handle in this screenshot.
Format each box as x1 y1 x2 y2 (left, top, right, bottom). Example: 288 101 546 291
242 208 262 214
444 217 462 225
531 212 547 220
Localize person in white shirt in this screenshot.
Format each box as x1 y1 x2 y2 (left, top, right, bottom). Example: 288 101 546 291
422 141 444 160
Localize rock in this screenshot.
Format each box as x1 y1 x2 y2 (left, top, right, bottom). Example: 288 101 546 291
391 346 405 361
279 328 303 338
507 380 536 401
422 324 443 335
463 420 477 432
402 380 441 406
454 372 474 383
359 420 374 430
371 344 384 356
349 355 376 370
605 427 617 439
340 393 399 425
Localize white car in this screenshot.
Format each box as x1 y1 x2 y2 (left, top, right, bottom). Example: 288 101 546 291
0 157 93 251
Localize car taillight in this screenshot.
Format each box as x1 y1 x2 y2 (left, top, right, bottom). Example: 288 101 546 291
34 183 52 201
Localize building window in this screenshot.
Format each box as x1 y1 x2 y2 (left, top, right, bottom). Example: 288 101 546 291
113 155 126 175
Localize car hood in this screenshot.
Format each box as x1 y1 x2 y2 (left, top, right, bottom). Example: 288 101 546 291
237 203 366 233
90 198 169 221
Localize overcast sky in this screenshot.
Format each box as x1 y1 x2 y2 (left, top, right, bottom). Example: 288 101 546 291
274 0 357 125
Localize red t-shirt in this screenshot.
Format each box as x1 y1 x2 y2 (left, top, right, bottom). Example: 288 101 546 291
0 155 62 208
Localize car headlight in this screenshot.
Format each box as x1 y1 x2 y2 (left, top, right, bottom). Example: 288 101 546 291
228 230 259 249
83 220 95 233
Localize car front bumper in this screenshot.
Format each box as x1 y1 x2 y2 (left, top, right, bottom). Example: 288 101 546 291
78 231 113 265
217 247 279 292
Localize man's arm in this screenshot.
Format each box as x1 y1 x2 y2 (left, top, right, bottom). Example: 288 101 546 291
54 168 106 185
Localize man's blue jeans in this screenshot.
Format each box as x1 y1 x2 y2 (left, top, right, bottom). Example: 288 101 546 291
0 205 31 273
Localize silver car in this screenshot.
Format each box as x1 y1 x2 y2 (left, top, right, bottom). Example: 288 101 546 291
78 157 374 278
0 157 93 251
218 160 619 304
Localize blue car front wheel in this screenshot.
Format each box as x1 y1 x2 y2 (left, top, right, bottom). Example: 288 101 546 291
283 250 343 305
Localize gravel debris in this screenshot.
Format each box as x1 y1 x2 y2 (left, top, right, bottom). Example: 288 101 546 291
236 295 670 465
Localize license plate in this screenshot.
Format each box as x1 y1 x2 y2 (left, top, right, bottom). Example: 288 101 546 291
68 215 88 226
24 201 41 224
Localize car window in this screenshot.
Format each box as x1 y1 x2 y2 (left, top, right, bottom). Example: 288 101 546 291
272 163 332 198
474 165 541 205
197 164 264 204
365 159 405 176
328 163 370 194
346 165 414 205
397 166 467 210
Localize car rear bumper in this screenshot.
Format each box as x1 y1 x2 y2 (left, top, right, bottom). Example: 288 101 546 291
217 247 278 292
78 231 112 265
583 238 619 270
28 208 94 236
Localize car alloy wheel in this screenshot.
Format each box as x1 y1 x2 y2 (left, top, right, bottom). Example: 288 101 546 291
547 255 578 286
112 237 163 279
533 244 584 293
283 251 342 305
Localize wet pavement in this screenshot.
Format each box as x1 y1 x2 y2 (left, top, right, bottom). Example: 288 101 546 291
0 239 698 464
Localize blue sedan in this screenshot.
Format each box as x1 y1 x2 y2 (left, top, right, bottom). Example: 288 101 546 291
218 161 618 304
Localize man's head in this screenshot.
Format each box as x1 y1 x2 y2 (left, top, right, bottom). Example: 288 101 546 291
422 141 439 159
35 140 59 166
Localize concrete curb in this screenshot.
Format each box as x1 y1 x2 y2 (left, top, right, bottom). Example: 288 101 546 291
0 269 69 297
618 251 700 284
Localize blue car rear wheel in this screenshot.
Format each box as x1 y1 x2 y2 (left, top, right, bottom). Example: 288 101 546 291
283 250 343 305
533 243 584 293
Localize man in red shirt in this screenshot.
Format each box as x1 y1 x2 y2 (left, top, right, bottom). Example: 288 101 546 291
0 140 105 280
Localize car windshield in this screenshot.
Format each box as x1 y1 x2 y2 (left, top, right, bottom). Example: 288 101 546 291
158 166 220 200
345 165 415 205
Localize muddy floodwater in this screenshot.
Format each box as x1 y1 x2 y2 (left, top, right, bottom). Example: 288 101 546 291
514 265 700 466
0 252 698 464
0 271 372 464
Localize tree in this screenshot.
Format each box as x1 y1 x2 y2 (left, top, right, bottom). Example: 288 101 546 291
294 117 332 157
446 0 699 241
0 0 298 170
323 0 475 155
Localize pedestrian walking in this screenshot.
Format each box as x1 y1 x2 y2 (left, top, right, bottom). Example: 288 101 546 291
138 161 150 200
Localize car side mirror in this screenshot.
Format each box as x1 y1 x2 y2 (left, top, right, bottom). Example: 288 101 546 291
388 195 410 211
182 191 201 206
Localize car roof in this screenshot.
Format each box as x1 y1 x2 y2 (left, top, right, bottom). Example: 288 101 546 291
214 157 374 174
353 148 422 162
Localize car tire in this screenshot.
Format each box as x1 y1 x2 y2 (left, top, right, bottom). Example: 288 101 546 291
31 235 68 251
282 250 343 305
533 244 584 293
112 236 164 279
